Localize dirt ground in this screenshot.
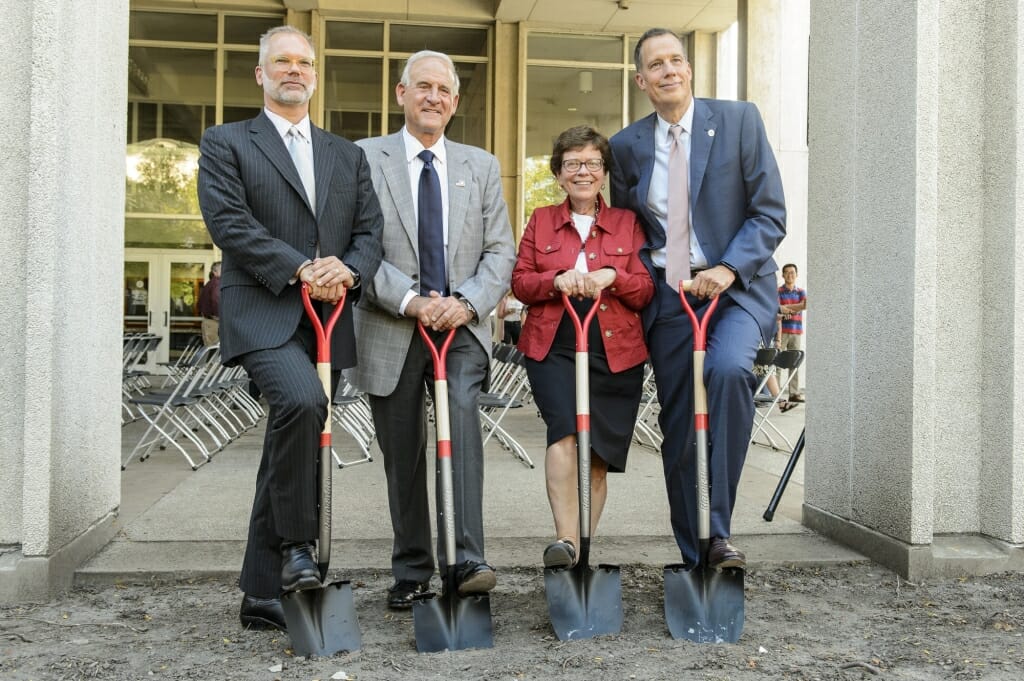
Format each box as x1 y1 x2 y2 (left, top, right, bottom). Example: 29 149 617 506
1 563 1022 681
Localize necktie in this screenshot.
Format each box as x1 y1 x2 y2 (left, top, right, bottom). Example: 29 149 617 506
666 124 691 288
286 126 316 213
417 150 446 295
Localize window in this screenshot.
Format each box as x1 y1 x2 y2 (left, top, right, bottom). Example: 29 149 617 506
320 19 490 147
126 10 280 249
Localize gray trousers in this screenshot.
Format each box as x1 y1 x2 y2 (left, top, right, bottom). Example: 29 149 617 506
369 327 489 583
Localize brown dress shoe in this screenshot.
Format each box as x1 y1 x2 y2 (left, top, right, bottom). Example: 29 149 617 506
456 561 496 596
707 537 746 570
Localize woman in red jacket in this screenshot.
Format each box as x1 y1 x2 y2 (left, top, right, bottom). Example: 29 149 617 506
512 126 654 568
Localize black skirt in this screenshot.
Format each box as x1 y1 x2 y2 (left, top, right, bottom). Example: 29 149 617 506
524 297 645 473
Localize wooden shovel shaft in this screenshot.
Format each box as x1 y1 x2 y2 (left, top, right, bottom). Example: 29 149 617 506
561 292 601 543
417 324 459 569
301 285 347 576
678 282 718 544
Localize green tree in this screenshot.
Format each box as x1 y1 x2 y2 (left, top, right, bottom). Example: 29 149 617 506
523 155 564 225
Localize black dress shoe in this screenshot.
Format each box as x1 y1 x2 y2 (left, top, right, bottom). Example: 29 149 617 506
707 537 746 570
280 541 322 593
387 579 429 609
239 594 286 632
456 561 496 596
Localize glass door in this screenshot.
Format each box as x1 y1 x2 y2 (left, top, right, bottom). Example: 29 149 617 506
124 251 215 371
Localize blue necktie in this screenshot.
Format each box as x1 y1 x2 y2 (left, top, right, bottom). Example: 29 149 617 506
417 150 446 295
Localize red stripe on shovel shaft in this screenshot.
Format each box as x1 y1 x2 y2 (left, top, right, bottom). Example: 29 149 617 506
437 440 452 459
695 413 708 431
576 414 590 431
320 434 331 447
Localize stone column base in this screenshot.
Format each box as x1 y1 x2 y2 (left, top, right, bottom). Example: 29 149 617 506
803 504 1024 580
0 513 116 604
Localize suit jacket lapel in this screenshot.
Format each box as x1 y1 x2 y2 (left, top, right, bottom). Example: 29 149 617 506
379 133 419 253
311 125 334 220
445 141 469 261
690 99 715 208
248 112 311 214
635 114 656 214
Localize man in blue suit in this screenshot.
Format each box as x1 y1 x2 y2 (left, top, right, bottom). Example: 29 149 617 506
609 28 786 570
198 26 383 631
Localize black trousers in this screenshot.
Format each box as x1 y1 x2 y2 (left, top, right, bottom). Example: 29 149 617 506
237 323 338 597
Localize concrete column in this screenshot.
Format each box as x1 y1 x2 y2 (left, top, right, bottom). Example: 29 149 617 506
742 0 809 280
691 31 717 99
805 0 1024 578
0 0 128 602
493 21 521 237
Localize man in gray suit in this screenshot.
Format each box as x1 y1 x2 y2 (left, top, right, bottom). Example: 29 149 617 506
609 29 786 571
353 50 515 609
198 26 383 631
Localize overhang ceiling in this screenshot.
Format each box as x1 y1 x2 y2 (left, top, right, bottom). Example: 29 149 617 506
275 0 737 33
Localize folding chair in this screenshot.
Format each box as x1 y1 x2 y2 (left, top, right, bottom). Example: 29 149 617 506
331 375 375 468
123 345 223 470
750 349 804 452
479 343 534 468
632 362 662 451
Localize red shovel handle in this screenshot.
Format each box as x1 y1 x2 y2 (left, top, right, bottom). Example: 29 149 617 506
678 281 718 351
301 284 347 362
561 291 602 353
417 323 457 380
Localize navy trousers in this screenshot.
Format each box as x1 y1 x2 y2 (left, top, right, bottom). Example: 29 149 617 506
647 278 759 566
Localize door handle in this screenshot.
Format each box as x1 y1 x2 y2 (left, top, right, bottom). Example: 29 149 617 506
148 310 152 325
164 311 168 327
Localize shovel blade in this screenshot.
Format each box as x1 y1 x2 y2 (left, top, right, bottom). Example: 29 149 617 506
281 580 361 657
663 563 744 643
413 591 493 652
544 563 623 641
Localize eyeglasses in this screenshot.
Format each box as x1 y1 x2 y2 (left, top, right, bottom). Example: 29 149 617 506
266 55 315 73
561 159 604 172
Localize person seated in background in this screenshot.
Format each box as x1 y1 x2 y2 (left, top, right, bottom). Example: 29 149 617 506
512 125 654 568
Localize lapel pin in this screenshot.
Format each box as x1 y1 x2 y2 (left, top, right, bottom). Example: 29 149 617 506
708 129 715 137
455 180 466 187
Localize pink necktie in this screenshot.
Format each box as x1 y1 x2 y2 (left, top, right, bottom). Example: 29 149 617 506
666 125 690 288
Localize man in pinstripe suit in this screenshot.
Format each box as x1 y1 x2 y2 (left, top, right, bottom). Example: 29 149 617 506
197 26 383 631
353 51 515 609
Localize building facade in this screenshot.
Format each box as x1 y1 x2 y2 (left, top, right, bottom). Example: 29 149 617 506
4 0 1021 601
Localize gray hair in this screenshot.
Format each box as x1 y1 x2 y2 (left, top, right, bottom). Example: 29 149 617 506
400 50 460 97
258 26 315 66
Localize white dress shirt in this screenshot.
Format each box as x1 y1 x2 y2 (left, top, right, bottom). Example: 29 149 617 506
645 100 708 270
399 127 451 313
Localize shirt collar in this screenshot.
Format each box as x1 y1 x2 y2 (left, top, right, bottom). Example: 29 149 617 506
264 108 312 142
402 127 447 167
655 98 695 142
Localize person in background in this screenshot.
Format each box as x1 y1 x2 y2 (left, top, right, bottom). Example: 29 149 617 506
512 125 654 568
496 290 524 345
778 263 807 402
609 28 786 571
197 25 383 632
197 261 221 346
352 50 516 609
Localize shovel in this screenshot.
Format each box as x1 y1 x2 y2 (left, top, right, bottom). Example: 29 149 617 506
281 285 362 657
544 292 623 640
412 323 494 653
663 281 744 643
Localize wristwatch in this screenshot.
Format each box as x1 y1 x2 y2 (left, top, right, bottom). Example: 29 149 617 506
457 295 478 322
349 267 361 289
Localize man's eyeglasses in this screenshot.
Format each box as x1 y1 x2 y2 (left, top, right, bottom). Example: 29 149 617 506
561 159 604 172
267 55 315 73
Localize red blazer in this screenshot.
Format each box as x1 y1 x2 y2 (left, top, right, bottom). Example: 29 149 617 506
512 196 654 373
